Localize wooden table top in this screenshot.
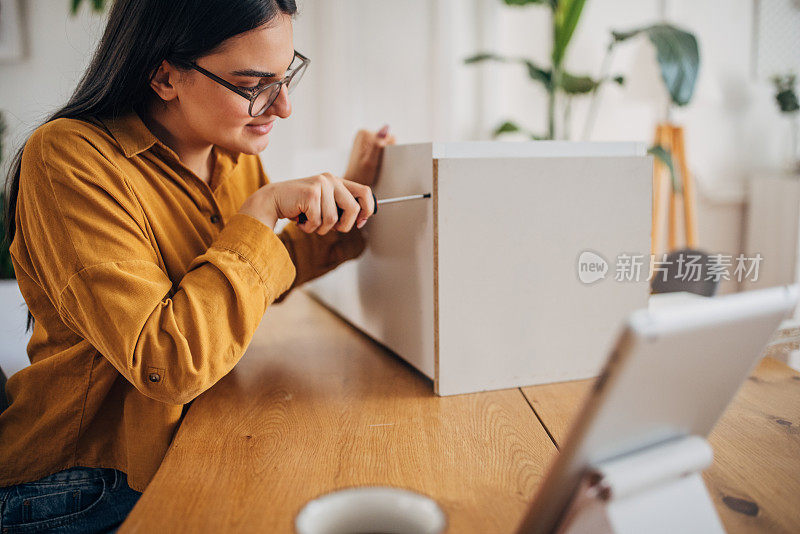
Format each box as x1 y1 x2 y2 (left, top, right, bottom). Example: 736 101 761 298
120 290 800 533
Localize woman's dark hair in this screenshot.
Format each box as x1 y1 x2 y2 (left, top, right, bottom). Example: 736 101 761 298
3 0 298 333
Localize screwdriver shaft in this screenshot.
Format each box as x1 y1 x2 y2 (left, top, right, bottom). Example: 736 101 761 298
377 193 431 205
295 192 430 224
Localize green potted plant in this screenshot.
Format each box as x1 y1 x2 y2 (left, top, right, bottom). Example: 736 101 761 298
771 73 799 173
465 0 621 141
466 1 702 229
586 21 699 202
582 23 700 138
464 1 697 183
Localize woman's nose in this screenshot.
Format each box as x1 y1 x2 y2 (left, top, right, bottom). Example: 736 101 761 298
269 84 292 119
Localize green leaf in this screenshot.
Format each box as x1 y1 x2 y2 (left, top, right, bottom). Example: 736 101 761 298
560 72 600 94
552 0 587 68
610 23 700 106
559 72 624 95
771 74 799 113
464 52 506 64
70 0 109 15
464 53 551 88
524 60 552 86
776 89 799 113
648 145 681 193
611 28 640 42
503 0 554 7
491 120 547 140
493 121 522 136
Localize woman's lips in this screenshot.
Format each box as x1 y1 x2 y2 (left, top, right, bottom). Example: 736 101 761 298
246 121 274 135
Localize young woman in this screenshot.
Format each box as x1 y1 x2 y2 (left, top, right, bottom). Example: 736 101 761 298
0 1 394 531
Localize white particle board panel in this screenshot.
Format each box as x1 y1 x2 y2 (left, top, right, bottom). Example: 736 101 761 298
434 154 650 395
296 142 651 396
294 144 437 378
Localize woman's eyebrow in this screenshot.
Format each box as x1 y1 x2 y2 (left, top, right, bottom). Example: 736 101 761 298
229 68 277 78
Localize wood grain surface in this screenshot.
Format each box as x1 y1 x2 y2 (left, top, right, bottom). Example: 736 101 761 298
704 357 800 533
119 289 556 533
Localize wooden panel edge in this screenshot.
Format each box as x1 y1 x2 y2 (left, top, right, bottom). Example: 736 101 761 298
433 158 441 396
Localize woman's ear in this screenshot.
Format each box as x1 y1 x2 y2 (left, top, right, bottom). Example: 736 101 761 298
149 60 179 102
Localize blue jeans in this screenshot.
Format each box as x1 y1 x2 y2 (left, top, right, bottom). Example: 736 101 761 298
0 466 141 533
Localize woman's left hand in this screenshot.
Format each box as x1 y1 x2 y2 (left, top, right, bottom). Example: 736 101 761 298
343 125 396 186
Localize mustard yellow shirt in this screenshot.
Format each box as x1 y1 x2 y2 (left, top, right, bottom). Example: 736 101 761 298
0 110 365 492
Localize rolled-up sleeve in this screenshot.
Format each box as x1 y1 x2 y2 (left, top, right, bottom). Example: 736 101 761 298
273 221 366 303
254 160 367 304
16 128 296 405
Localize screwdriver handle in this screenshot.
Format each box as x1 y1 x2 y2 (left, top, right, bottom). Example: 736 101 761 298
295 190 378 225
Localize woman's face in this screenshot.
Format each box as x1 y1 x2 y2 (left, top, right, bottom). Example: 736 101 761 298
175 13 296 155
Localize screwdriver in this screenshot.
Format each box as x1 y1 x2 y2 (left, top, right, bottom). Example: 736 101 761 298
294 124 432 225
294 192 431 225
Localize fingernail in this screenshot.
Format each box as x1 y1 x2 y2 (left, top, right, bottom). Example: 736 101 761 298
377 124 390 138
357 219 366 229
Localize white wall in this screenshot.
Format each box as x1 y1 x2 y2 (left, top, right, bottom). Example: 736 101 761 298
0 1 107 177
270 0 485 180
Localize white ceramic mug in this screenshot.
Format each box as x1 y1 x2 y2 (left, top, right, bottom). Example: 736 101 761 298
295 486 446 534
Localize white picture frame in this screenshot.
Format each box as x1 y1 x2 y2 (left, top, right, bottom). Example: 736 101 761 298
0 0 24 62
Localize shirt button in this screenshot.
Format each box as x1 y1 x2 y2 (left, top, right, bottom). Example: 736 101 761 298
210 214 220 224
148 373 161 383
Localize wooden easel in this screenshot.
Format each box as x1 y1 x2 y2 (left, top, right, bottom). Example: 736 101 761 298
651 123 698 256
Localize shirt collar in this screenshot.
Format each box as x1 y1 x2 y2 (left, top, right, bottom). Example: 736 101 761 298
99 110 243 168
100 109 159 158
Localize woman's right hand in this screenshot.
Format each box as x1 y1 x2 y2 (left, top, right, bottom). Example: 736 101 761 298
238 173 376 234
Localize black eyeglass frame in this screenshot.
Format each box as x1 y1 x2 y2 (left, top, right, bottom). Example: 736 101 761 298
189 50 310 117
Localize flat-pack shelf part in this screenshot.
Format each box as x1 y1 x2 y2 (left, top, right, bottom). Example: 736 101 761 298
296 142 651 396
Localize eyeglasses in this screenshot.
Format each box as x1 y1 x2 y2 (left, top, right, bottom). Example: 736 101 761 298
189 50 310 117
